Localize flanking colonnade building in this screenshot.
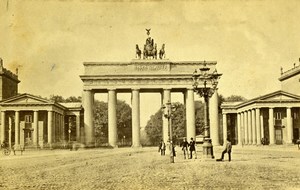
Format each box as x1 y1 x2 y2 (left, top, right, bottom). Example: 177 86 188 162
0 58 83 149
222 63 300 145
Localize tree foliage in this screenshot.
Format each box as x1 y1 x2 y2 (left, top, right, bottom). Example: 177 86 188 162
49 95 82 103
49 95 65 102
225 95 247 102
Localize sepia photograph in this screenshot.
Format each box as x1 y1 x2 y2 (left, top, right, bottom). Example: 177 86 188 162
0 0 300 189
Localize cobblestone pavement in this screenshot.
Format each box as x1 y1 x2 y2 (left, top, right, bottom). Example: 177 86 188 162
0 145 300 190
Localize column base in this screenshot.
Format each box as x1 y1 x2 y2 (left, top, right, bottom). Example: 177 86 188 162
202 138 215 159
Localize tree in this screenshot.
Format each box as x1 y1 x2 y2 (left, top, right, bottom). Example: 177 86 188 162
225 95 247 102
144 110 163 146
65 96 82 102
49 95 65 103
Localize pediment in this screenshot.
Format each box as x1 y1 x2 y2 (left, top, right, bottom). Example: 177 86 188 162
1 94 52 104
258 91 300 101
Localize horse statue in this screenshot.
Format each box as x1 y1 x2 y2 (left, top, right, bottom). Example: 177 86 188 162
136 44 142 59
143 37 157 59
159 44 165 59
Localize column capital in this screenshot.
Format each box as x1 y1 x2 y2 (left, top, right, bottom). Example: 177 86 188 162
131 88 140 91
107 88 116 91
186 88 194 91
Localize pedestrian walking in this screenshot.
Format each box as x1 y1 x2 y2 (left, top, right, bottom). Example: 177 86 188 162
189 137 196 159
180 137 189 159
158 139 166 156
217 138 232 162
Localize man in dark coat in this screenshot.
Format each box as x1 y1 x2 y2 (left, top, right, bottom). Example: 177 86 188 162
158 139 166 156
180 137 189 159
189 137 196 159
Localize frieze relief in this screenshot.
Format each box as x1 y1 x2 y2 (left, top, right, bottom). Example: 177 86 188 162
134 64 169 71
84 78 193 86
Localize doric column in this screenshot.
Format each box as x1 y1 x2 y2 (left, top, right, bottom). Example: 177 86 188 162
269 108 275 145
251 109 257 145
131 89 141 147
241 112 244 145
53 112 57 142
286 107 293 144
222 113 227 144
256 108 261 145
186 89 196 141
75 113 81 142
15 111 20 146
47 111 53 146
237 113 242 146
0 111 5 144
83 90 94 146
33 111 38 146
209 90 219 145
247 110 252 145
108 89 117 147
260 112 264 139
8 117 12 148
57 113 60 142
162 89 171 144
61 114 65 142
244 111 248 145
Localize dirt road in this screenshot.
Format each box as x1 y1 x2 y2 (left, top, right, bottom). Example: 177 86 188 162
0 145 299 190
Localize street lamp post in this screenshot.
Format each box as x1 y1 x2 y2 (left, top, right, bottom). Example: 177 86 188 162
192 61 221 159
162 101 177 163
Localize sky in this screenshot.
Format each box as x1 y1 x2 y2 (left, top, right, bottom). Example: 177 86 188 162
1 0 300 126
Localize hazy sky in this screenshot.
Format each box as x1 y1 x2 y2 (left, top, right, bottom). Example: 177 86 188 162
1 0 300 126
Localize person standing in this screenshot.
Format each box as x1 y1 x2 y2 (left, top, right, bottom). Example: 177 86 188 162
217 138 232 162
158 139 166 156
189 137 196 159
180 137 189 159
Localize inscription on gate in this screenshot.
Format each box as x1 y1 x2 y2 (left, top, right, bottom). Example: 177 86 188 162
135 64 168 71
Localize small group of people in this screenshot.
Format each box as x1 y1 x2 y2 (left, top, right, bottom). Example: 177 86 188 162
159 137 232 162
158 140 176 157
180 137 197 159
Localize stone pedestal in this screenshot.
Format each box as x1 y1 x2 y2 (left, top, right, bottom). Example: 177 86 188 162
202 138 214 159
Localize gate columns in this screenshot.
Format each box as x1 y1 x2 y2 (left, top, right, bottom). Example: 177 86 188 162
185 89 195 141
83 90 95 147
108 89 117 147
131 89 141 147
162 89 171 144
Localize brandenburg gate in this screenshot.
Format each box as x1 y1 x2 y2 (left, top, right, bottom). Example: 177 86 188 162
80 31 220 147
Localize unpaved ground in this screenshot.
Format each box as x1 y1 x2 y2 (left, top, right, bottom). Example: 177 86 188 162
0 145 300 190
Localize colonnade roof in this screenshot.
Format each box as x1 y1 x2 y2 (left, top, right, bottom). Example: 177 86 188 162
221 90 300 112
